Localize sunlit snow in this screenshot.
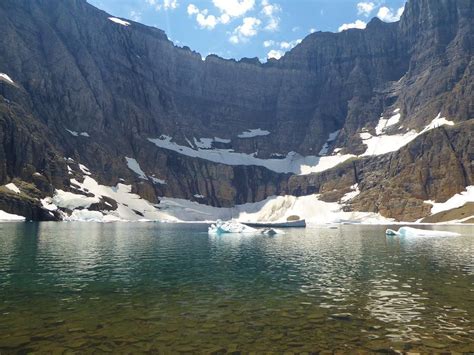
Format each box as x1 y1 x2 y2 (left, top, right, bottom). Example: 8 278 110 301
108 17 130 26
425 186 474 215
5 183 20 194
148 135 354 175
0 73 15 85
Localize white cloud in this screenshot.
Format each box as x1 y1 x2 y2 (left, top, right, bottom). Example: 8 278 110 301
130 10 142 21
146 0 178 11
261 0 281 31
212 0 255 18
229 35 240 44
377 6 404 22
263 40 275 48
265 38 301 61
309 28 316 34
196 13 218 29
267 49 284 60
187 4 199 15
357 2 375 16
230 16 261 43
338 20 367 32
219 13 231 24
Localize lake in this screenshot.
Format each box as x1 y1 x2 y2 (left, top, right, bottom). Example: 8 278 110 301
0 223 473 352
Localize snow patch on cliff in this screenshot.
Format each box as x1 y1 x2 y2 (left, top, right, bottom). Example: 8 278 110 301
425 186 474 215
361 114 455 157
238 129 270 138
319 130 340 156
65 129 90 137
5 183 20 194
125 157 147 180
0 73 15 85
148 135 354 174
108 17 130 26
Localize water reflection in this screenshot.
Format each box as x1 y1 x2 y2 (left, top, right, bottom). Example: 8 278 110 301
0 222 472 352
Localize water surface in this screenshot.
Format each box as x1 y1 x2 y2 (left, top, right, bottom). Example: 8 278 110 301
0 223 473 352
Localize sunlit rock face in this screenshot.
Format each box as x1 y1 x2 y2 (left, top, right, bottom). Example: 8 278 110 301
0 0 472 220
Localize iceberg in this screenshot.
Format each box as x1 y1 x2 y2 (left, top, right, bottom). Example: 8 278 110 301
385 227 460 237
208 220 259 235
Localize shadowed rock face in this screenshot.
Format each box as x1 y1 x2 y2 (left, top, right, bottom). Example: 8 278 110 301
0 0 472 220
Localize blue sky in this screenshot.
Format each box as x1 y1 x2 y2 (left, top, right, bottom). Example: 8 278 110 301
88 0 406 61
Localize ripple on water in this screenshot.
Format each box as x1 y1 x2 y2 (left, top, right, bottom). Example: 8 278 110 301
0 223 472 352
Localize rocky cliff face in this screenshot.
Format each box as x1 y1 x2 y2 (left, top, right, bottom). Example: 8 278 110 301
0 0 472 221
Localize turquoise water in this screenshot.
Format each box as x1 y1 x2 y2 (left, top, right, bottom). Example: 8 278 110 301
0 223 473 352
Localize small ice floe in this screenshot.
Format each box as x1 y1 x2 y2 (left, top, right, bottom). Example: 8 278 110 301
208 220 259 235
108 17 130 26
385 227 460 238
208 220 282 236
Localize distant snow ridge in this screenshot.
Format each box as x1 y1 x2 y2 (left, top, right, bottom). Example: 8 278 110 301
108 17 130 26
238 129 270 138
148 135 354 175
0 73 15 85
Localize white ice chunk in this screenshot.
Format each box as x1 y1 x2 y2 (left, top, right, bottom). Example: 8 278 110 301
125 157 147 180
108 17 131 26
0 73 15 85
386 227 460 237
5 183 20 194
80 132 90 137
0 210 25 221
238 129 270 138
194 194 205 199
208 220 259 235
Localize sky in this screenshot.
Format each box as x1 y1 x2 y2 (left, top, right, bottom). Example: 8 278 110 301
87 0 406 61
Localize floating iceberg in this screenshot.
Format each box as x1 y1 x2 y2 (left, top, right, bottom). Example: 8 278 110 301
386 227 460 237
208 220 259 235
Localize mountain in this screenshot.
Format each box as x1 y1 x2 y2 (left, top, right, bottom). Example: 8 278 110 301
0 0 472 223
